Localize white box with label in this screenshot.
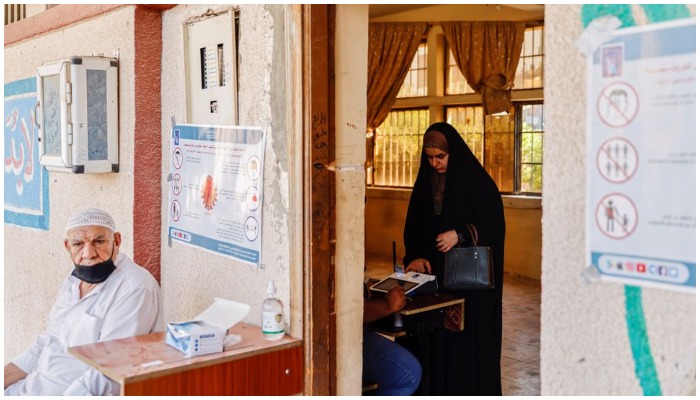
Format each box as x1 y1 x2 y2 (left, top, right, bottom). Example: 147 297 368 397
165 297 250 357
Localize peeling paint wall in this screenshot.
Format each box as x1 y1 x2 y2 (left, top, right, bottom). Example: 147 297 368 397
160 4 293 331
542 4 695 395
3 6 137 364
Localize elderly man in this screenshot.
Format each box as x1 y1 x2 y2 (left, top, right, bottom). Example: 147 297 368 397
4 208 163 395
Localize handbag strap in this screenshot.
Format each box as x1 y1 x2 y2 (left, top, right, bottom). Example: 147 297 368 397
466 224 478 246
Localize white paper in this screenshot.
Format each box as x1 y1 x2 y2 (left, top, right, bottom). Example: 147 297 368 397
193 297 251 330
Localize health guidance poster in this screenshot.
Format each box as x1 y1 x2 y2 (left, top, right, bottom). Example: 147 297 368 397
168 124 265 266
585 19 695 292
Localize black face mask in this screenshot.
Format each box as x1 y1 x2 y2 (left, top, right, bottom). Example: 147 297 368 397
71 245 117 284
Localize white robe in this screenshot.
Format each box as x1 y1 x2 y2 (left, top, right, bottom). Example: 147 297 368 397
6 252 163 396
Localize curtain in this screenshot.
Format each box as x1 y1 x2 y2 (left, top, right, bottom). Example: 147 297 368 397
366 22 428 130
366 22 427 171
442 21 525 115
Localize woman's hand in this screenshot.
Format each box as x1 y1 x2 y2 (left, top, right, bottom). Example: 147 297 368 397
406 258 432 274
436 229 459 253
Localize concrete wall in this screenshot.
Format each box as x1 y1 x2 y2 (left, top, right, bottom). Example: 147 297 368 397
4 6 138 363
542 4 695 395
160 4 295 332
365 190 543 279
334 5 369 395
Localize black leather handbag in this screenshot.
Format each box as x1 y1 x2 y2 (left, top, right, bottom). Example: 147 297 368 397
444 224 494 290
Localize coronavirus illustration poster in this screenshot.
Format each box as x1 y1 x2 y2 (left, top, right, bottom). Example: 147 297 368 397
168 124 265 266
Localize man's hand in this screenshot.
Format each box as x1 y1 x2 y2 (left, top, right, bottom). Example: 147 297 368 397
405 258 432 274
363 285 407 324
436 229 459 253
5 363 27 389
385 286 407 313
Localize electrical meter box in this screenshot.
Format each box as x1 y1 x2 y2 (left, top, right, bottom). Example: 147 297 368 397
36 56 119 173
184 9 238 125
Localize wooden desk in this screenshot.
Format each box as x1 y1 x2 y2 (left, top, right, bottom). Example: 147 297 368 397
371 290 465 395
68 323 303 396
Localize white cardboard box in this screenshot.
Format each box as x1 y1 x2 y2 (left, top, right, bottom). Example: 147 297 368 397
165 297 250 357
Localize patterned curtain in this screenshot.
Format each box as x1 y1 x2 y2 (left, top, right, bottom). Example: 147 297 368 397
366 22 427 171
442 21 525 115
366 22 428 129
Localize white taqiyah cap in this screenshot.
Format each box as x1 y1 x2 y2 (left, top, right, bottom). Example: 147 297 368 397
64 208 117 233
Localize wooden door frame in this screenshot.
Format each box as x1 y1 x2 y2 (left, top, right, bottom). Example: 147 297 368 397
302 4 336 396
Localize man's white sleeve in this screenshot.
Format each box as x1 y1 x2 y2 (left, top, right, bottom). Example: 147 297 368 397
11 333 49 374
62 368 119 396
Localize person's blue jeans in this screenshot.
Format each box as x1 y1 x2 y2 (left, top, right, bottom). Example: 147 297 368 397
363 329 422 396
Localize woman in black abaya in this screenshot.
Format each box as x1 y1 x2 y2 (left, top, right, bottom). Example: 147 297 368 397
403 122 505 395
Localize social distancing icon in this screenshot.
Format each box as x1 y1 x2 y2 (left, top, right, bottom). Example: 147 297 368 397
172 173 182 195
596 137 638 184
595 193 638 239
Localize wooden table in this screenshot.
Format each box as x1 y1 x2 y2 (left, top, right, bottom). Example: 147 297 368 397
68 322 303 396
371 289 465 395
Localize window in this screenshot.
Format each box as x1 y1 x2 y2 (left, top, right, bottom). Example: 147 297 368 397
397 43 428 98
373 108 429 187
514 25 544 90
4 4 26 26
445 106 484 161
368 25 544 195
445 51 474 95
519 103 544 193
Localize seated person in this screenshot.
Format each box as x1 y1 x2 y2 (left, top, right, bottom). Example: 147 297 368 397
4 208 163 395
363 284 421 396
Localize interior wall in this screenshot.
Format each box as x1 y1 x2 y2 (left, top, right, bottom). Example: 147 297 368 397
542 4 695 395
160 4 294 330
365 189 542 279
3 6 137 363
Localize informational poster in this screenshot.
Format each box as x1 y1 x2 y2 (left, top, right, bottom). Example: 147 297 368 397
586 19 695 292
168 124 265 266
4 78 49 230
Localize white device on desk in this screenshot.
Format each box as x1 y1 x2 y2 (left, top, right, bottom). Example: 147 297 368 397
369 267 437 296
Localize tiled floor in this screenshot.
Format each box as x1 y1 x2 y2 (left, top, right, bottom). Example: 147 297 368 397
365 260 541 396
501 273 541 396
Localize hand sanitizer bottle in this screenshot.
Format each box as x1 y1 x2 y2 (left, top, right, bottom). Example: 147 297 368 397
262 281 285 340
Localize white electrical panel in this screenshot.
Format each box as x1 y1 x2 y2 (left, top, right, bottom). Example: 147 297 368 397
36 56 119 173
184 9 238 125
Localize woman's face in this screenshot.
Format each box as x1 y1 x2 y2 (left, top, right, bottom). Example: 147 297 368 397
425 147 449 174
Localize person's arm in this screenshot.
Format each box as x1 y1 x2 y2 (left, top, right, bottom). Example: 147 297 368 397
63 368 119 396
7 330 51 388
4 363 27 389
363 286 406 324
